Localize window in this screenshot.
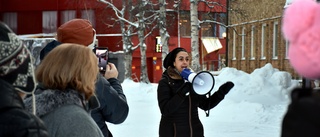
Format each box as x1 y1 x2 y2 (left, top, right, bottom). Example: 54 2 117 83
61 10 76 24
241 27 246 59
251 26 255 60
218 13 227 38
81 9 95 28
166 11 178 36
261 23 267 59
285 40 289 59
232 29 237 60
179 11 191 37
201 13 215 37
2 12 17 33
42 11 57 33
219 26 226 38
273 22 278 59
200 13 226 38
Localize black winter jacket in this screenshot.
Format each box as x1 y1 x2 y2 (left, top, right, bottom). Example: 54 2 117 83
157 67 226 137
91 74 129 137
0 79 49 137
281 87 320 137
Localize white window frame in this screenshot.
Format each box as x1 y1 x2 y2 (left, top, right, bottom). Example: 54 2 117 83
285 40 289 59
250 26 255 60
2 12 17 33
261 23 267 59
241 27 246 60
232 29 236 60
81 9 96 28
272 22 278 59
42 11 57 33
61 10 76 24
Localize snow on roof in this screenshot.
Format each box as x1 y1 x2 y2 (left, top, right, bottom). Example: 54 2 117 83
18 33 123 39
18 33 56 39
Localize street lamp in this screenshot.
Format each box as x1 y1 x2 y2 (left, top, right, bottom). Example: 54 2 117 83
222 32 227 39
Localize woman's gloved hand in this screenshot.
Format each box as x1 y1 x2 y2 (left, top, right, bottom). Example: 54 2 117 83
217 81 234 95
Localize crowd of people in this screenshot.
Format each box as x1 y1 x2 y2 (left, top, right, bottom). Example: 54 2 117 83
1 0 320 135
0 19 235 137
0 19 128 137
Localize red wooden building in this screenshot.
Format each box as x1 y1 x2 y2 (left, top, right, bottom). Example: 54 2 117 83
0 0 227 83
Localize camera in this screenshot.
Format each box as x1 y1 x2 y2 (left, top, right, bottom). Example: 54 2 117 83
94 47 109 74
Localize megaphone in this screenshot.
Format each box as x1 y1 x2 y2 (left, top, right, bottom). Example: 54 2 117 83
180 68 215 95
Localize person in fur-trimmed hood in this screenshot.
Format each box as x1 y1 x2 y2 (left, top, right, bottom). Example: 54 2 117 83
0 22 49 137
157 47 234 137
24 43 103 137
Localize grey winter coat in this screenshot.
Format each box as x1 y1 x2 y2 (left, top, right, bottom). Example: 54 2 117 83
24 89 103 137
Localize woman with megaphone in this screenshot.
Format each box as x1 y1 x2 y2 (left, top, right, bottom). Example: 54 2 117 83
157 47 234 137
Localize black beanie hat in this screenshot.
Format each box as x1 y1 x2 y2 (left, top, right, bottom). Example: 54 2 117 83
163 47 187 69
39 40 61 61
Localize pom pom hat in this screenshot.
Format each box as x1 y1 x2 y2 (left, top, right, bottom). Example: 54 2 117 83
0 22 36 94
0 22 37 114
57 19 96 49
282 0 320 79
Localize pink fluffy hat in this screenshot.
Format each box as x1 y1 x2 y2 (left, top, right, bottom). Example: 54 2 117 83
282 0 320 79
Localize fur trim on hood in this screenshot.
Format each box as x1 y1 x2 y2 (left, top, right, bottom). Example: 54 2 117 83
24 89 83 117
167 66 183 80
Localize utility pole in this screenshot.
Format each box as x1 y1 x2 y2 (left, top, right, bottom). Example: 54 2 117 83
225 0 229 66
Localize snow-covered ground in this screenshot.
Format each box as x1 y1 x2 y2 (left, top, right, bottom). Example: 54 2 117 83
107 63 300 137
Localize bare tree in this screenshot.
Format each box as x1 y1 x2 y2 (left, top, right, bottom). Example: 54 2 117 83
137 0 149 83
190 0 201 72
159 0 169 69
98 0 235 81
120 0 135 80
188 0 229 72
98 0 159 83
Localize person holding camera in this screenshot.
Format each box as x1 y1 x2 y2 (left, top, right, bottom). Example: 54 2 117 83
35 19 129 137
157 47 234 137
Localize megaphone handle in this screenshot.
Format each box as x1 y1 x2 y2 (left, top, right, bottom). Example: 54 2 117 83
205 91 211 117
205 110 210 117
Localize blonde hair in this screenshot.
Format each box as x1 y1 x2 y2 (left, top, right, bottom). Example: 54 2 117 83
36 43 98 100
